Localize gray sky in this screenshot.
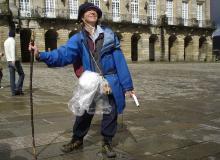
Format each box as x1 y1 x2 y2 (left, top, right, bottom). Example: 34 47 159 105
211 0 220 27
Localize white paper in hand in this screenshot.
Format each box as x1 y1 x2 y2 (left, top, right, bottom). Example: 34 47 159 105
131 94 140 107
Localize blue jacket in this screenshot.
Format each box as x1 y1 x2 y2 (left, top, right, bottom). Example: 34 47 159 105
39 26 133 113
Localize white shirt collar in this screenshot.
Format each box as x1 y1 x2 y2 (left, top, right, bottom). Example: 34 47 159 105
90 25 104 42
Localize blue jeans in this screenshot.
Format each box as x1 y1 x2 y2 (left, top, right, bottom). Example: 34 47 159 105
8 61 25 95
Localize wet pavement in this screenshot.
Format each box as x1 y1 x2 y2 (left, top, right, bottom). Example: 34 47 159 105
0 62 220 160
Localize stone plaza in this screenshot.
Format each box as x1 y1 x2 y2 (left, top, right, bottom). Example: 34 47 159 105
0 62 220 160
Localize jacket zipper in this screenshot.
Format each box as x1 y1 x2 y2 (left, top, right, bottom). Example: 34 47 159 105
100 43 115 57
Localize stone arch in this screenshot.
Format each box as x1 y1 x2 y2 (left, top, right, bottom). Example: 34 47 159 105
20 29 31 62
149 34 159 61
131 33 141 61
184 36 193 61
45 29 58 51
69 30 77 39
199 36 208 61
168 35 178 61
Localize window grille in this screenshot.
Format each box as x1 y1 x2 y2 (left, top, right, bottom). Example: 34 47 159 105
182 1 188 26
131 0 139 23
197 4 203 27
149 0 157 25
45 0 56 18
19 0 31 17
112 0 120 22
91 0 100 7
69 0 78 19
166 0 173 25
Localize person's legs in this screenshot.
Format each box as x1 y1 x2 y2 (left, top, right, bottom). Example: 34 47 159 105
61 102 95 153
0 69 3 88
101 95 118 158
15 61 25 94
8 63 16 95
72 111 94 140
101 95 118 141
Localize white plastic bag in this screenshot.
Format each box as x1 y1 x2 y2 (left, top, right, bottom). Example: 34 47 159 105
68 71 112 116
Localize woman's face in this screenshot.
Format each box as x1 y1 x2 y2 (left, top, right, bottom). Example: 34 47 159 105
82 9 98 25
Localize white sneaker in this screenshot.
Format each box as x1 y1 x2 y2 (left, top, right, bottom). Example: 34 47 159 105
0 86 3 89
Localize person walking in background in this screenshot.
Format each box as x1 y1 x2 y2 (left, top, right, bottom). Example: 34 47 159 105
0 51 4 89
4 30 25 96
29 2 135 158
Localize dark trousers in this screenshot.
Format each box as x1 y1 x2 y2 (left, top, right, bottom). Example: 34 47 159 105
8 61 25 95
0 69 2 87
72 95 118 142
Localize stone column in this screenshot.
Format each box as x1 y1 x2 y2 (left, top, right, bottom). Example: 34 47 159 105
205 0 211 20
192 35 200 61
158 0 165 16
57 29 69 47
176 0 182 18
189 0 197 20
206 36 213 62
176 35 185 61
184 36 194 61
169 36 177 62
149 27 161 61
139 1 146 18
164 34 169 61
35 28 45 52
121 32 132 61
15 33 21 59
154 36 161 61
138 33 149 61
0 26 9 53
198 37 207 62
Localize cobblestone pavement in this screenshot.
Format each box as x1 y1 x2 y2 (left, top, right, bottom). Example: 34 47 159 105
0 62 220 160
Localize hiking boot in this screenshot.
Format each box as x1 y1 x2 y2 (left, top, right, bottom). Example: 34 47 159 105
15 90 24 95
102 142 116 158
61 139 83 153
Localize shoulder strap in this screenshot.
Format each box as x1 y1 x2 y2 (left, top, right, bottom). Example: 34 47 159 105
89 50 103 76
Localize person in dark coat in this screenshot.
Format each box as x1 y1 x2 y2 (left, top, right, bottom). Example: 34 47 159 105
0 52 4 89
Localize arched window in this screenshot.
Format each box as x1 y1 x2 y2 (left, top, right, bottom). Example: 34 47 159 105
131 33 140 61
166 0 173 25
45 29 58 51
131 0 139 23
19 0 31 17
149 34 158 61
45 0 56 18
149 0 157 25
112 0 120 22
69 0 78 19
91 0 100 7
20 29 31 62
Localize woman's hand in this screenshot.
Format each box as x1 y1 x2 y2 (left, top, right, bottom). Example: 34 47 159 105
125 90 140 107
28 42 39 59
125 90 135 97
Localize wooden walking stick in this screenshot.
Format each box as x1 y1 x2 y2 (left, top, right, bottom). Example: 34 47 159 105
30 30 37 160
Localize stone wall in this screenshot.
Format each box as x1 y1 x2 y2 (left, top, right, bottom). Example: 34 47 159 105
0 0 214 62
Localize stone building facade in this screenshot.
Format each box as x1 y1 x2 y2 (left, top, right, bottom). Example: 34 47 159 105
0 0 214 62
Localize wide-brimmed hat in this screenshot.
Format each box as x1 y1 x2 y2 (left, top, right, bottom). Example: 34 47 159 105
77 2 102 22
